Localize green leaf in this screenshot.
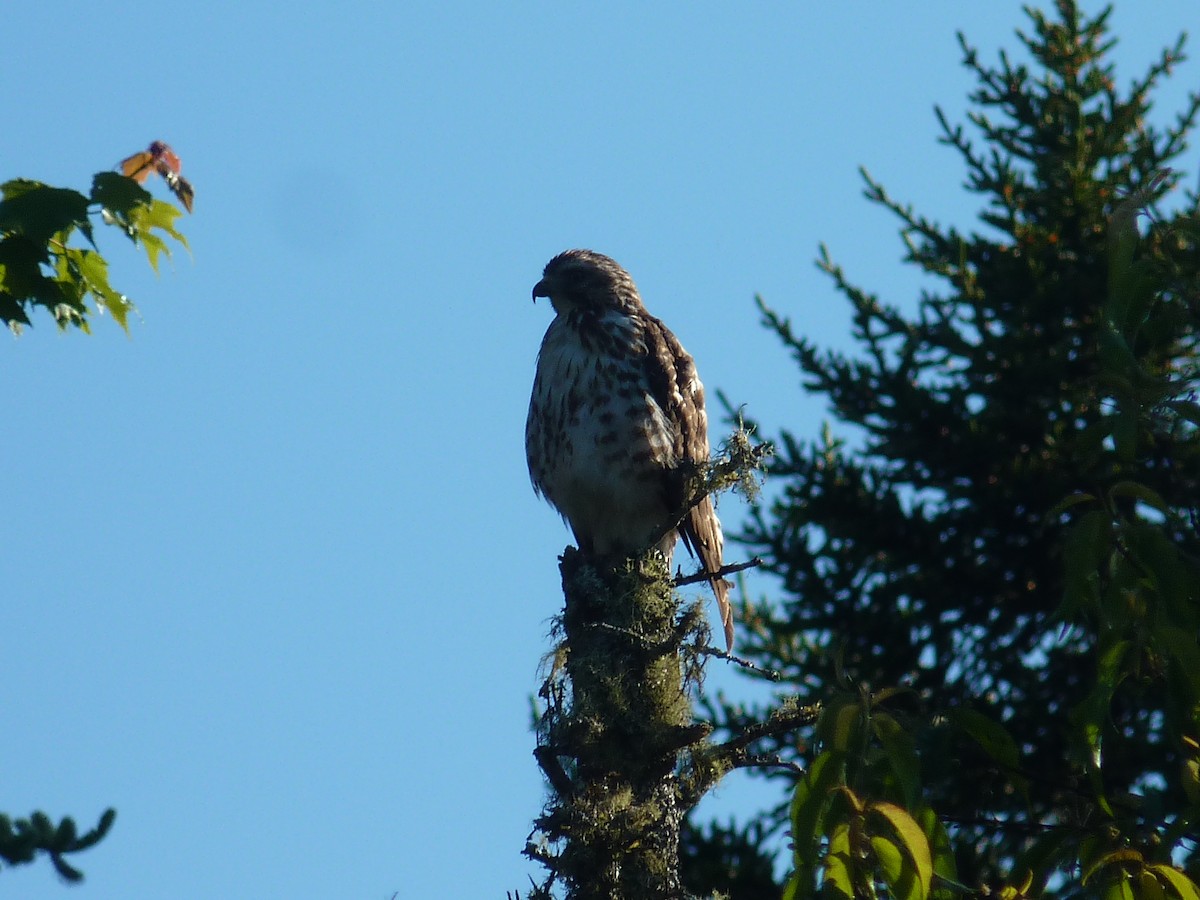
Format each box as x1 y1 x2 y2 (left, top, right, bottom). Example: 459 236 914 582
1102 875 1136 900
817 695 864 753
1154 626 1200 704
872 712 921 808
790 750 847 884
821 822 855 899
944 707 1021 773
1140 870 1171 900
0 289 31 328
1061 508 1113 617
0 180 90 245
0 234 50 298
90 171 153 217
73 808 116 851
63 246 135 331
135 198 189 250
1108 481 1170 517
1112 403 1139 463
870 835 911 897
868 801 932 900
122 197 189 273
1046 491 1098 521
1071 639 1132 816
914 806 957 893
1082 848 1142 886
1147 864 1200 900
138 230 171 274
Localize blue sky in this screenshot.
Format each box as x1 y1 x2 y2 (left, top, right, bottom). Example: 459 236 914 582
4 2 1197 897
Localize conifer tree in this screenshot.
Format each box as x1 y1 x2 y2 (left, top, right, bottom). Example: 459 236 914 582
694 3 1200 894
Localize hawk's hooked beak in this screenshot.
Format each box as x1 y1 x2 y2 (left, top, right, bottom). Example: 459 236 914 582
532 278 550 303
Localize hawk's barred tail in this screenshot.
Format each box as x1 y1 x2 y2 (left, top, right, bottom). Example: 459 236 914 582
689 496 735 651
711 575 735 652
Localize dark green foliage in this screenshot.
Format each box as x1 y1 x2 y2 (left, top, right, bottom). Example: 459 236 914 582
695 2 1200 895
680 818 782 900
0 809 116 883
0 169 188 334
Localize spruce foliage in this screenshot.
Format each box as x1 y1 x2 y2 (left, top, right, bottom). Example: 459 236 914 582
703 3 1200 893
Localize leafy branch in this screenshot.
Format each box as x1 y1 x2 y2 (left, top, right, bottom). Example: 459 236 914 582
0 149 192 335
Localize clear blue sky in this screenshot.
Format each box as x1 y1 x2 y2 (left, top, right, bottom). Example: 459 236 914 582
5 2 1197 897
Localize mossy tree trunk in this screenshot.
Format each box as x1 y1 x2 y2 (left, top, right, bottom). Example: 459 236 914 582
526 550 715 900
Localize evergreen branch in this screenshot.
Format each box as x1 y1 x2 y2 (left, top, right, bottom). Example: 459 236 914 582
703 700 820 768
0 809 116 883
674 556 762 588
647 425 773 556
731 754 806 776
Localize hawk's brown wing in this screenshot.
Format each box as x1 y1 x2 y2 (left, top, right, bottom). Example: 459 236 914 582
642 316 734 650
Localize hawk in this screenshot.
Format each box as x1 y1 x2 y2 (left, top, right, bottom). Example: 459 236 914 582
525 249 734 650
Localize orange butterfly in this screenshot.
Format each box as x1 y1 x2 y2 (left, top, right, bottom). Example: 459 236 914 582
119 141 194 212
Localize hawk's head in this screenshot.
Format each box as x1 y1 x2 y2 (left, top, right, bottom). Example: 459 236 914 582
533 249 642 315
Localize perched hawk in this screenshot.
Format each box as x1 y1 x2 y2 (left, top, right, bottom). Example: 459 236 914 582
525 249 734 650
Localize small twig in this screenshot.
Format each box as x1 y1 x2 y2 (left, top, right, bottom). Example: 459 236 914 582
534 746 575 799
647 429 773 553
590 620 662 646
712 702 821 759
673 556 763 588
689 641 781 680
732 754 806 775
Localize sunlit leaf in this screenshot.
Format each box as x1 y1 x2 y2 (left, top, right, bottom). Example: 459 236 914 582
136 198 189 250
1182 754 1200 807
868 840 902 897
821 822 855 899
1147 864 1200 900
914 806 957 892
868 802 932 900
61 245 135 331
138 231 170 274
1082 848 1142 886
